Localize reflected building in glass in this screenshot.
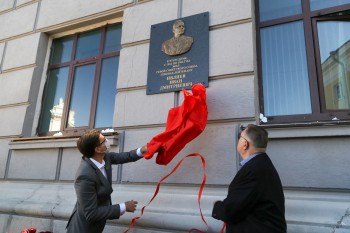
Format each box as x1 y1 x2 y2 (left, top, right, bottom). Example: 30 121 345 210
49 98 75 131
321 41 350 110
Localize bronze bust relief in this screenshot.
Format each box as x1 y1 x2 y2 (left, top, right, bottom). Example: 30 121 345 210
162 20 193 56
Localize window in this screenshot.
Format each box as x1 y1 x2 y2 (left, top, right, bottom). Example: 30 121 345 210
256 0 350 124
38 24 122 135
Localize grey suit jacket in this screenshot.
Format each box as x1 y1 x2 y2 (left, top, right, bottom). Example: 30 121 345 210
66 150 141 233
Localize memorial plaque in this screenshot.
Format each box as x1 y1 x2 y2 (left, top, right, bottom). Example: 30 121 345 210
147 12 209 95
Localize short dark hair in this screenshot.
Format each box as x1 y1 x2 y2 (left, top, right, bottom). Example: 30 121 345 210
76 130 101 158
244 124 268 149
173 20 184 28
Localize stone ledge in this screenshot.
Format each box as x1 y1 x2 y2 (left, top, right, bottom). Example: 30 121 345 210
8 134 118 150
0 181 349 232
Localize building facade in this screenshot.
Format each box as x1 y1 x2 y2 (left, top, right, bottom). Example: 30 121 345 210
0 0 350 232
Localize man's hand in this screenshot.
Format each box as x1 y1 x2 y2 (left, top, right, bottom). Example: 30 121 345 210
125 200 138 212
140 145 148 154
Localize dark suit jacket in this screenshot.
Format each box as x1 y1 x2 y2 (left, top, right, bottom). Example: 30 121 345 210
66 150 141 233
212 153 286 233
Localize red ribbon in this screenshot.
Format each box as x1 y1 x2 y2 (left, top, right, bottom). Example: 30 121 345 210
124 153 208 233
220 222 226 233
21 228 36 233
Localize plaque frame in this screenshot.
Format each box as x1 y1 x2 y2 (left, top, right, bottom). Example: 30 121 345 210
146 12 209 95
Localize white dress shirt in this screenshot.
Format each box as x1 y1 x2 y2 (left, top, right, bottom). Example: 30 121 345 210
89 147 144 215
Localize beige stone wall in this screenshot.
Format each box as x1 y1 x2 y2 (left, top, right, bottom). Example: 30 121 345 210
0 1 255 232
114 0 255 185
1 0 350 232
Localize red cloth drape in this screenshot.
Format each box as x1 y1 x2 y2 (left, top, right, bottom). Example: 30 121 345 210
144 83 208 165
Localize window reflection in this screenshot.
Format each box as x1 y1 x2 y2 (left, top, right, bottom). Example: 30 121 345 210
259 0 301 22
39 24 121 135
318 21 350 109
51 37 73 64
261 21 311 116
39 67 69 132
104 24 122 53
75 29 101 60
48 98 75 130
67 64 96 127
310 0 350 11
94 57 119 128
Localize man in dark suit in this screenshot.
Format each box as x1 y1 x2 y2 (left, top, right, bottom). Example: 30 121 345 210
66 130 148 233
212 124 286 233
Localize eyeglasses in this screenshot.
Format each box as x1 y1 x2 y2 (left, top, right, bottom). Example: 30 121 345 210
238 132 249 145
99 137 106 146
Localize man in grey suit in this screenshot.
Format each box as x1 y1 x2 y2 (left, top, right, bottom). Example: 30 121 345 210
66 130 148 233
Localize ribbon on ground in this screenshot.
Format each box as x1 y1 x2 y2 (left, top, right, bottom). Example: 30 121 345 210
123 153 208 233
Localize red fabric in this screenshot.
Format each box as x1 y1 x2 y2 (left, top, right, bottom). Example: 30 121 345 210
144 83 208 165
220 223 226 233
124 153 208 233
21 228 36 233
